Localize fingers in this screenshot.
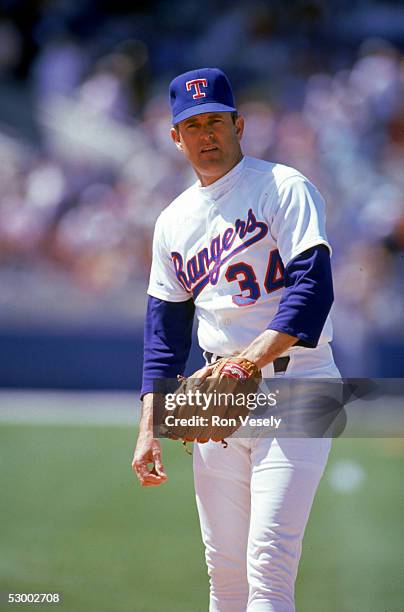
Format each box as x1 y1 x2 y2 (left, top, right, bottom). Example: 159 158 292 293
132 442 168 488
139 469 168 487
132 458 168 487
152 447 167 478
188 364 214 385
132 456 148 483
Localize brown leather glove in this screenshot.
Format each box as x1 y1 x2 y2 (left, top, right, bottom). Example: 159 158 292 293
158 357 262 446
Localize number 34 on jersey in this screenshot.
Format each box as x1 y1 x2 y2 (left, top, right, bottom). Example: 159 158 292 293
171 207 285 307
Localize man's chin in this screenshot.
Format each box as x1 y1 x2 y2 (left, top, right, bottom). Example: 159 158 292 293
197 154 226 169
199 150 222 161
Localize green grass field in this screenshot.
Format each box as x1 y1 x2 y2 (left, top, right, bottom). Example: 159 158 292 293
1 423 403 612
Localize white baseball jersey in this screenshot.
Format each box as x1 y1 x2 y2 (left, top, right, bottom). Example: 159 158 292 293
147 155 333 356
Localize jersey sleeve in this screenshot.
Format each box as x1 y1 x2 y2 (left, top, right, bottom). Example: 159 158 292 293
141 296 195 398
147 213 192 302
270 176 331 267
267 245 334 347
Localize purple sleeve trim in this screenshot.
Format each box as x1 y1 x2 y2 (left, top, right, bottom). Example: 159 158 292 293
267 245 333 348
141 296 195 398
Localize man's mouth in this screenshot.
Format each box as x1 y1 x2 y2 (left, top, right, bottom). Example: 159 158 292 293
201 146 219 153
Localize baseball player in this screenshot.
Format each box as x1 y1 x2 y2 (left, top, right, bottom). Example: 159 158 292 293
132 68 340 612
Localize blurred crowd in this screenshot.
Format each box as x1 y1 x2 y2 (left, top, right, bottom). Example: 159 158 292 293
0 0 403 373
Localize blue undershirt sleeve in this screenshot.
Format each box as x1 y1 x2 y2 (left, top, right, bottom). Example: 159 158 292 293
141 296 195 398
267 245 334 348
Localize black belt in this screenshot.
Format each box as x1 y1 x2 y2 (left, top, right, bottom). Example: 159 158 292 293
273 356 290 374
205 353 290 374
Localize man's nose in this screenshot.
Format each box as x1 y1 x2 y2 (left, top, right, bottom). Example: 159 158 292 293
200 125 214 139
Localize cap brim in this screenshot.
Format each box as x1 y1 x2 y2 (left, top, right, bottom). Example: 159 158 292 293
172 102 236 125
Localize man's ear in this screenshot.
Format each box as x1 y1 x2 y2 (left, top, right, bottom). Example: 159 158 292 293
235 115 245 142
170 127 183 151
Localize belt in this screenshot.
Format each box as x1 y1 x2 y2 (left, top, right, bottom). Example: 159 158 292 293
204 353 290 374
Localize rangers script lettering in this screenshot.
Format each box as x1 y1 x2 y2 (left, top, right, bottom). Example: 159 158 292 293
171 208 268 296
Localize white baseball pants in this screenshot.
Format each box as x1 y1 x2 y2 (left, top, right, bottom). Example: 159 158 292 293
193 344 340 612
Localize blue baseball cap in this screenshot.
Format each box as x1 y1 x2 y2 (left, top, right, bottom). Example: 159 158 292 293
169 67 236 125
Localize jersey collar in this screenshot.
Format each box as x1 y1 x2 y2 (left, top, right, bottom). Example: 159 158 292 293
196 156 246 201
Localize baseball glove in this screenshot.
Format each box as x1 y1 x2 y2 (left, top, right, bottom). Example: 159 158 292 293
157 357 262 446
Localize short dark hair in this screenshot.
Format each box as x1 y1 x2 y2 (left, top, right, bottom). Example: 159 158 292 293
173 111 238 133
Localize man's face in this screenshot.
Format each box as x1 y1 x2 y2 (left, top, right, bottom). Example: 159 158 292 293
171 112 244 186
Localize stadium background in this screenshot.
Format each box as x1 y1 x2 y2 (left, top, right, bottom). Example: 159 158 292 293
0 1 403 611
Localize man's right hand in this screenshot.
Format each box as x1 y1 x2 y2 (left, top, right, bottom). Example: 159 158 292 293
132 431 168 487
